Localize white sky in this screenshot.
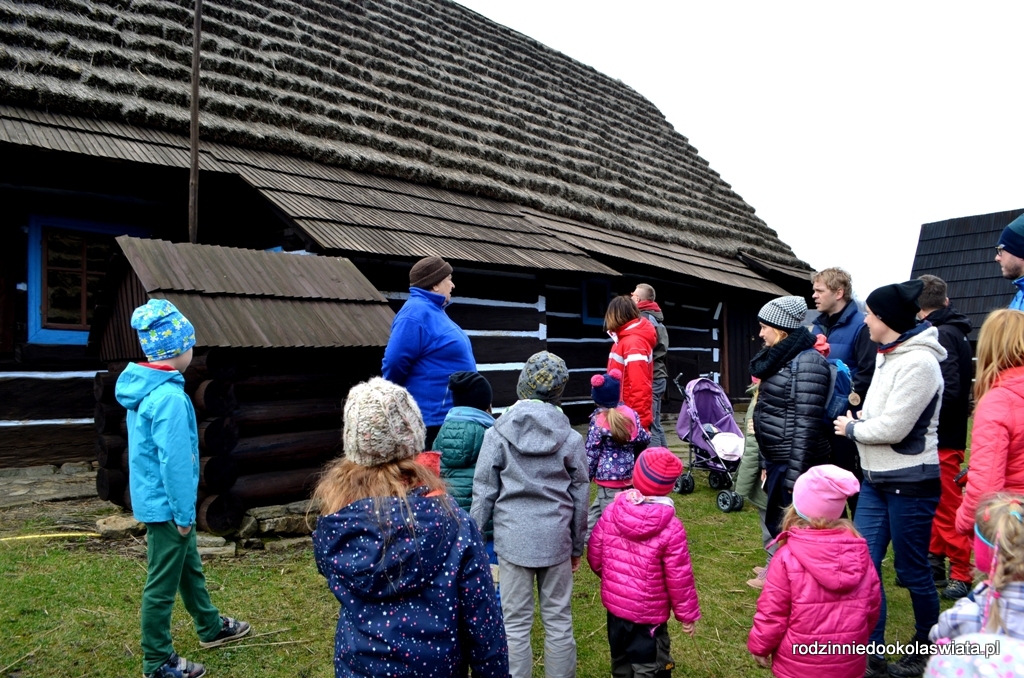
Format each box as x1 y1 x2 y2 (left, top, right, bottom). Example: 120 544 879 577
456 0 1024 299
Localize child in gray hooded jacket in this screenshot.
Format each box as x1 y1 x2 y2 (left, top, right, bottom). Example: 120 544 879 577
471 351 589 678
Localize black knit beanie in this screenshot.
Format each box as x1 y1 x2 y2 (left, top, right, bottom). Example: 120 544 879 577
865 280 924 334
448 371 492 411
409 256 453 290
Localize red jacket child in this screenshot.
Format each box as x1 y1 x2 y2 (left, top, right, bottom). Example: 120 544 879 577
607 318 657 429
955 365 1024 534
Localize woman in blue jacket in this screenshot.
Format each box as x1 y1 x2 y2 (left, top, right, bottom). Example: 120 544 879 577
382 256 476 449
313 377 507 678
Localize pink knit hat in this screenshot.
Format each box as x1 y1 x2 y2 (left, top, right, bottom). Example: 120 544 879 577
633 447 683 497
793 464 860 521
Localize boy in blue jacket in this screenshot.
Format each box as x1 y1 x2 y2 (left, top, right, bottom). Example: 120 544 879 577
116 300 250 678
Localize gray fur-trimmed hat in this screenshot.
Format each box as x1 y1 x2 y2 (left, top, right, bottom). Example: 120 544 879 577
343 377 425 466
758 296 808 331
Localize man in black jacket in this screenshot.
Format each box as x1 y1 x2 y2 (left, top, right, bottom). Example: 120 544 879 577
917 275 974 601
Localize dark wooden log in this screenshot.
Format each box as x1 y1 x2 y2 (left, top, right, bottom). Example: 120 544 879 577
94 371 118 404
192 380 237 417
119 416 128 439
1 375 96 419
230 429 340 469
0 424 93 467
96 435 127 469
123 485 133 512
232 374 345 402
95 402 127 434
231 399 341 429
197 493 245 535
120 448 130 474
200 456 239 494
198 417 239 454
96 468 127 503
228 467 322 507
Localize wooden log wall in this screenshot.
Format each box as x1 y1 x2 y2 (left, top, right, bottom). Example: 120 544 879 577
0 370 98 467
98 347 376 534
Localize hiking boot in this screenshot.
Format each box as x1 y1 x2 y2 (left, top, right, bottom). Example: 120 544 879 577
941 579 972 600
144 652 206 678
887 640 930 678
747 565 768 589
864 654 888 678
752 565 767 577
199 615 251 649
927 552 948 588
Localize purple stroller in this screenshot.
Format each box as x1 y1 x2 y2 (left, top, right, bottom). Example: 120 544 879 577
674 376 746 512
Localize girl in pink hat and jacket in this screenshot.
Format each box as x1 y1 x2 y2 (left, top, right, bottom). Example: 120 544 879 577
748 464 882 678
588 447 700 677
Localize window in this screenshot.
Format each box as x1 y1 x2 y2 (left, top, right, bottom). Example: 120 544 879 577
581 279 611 326
27 217 148 345
42 229 113 329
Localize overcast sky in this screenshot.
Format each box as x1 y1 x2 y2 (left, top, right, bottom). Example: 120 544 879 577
456 0 1023 300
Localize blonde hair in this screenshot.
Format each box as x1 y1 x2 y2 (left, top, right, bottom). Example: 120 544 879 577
604 295 640 332
313 457 448 517
761 324 789 347
634 283 656 301
601 406 634 444
974 309 1024 403
812 267 853 300
975 494 1024 633
778 504 860 540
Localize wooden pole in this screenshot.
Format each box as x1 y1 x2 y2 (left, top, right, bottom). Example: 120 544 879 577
188 0 202 244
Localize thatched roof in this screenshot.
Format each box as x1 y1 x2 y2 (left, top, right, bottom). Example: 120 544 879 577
0 0 808 271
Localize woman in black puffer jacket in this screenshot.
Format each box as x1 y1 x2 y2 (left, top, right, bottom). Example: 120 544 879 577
750 295 832 538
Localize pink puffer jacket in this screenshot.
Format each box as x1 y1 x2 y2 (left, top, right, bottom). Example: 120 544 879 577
748 527 881 678
587 491 700 625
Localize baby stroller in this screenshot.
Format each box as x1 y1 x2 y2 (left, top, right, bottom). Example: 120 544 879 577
674 376 746 513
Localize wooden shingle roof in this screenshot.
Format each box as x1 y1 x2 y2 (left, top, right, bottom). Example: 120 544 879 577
0 0 809 274
910 208 1024 340
89 236 395 356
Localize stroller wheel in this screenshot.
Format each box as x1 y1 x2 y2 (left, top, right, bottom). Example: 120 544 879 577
708 471 732 490
716 490 734 513
731 492 744 512
675 474 695 495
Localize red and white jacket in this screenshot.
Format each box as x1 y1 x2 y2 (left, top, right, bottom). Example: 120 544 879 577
607 318 657 429
955 365 1024 534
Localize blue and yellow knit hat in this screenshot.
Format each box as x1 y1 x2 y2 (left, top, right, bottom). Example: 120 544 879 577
131 299 196 361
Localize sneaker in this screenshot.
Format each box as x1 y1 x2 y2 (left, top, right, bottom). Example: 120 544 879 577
927 552 948 588
199 615 251 649
888 640 930 678
864 655 888 678
747 567 768 589
941 579 971 600
752 566 767 577
144 652 206 678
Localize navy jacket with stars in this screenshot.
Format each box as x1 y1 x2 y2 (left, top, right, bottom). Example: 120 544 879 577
313 486 509 678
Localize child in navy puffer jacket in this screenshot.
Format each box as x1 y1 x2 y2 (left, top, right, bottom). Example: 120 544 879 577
585 368 650 543
313 378 507 678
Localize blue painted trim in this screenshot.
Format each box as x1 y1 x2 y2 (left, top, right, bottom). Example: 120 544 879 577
581 279 611 326
27 217 148 345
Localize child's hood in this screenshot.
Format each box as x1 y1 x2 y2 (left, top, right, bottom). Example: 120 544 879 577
492 400 572 456
604 491 677 541
783 527 873 594
314 492 460 600
115 362 185 411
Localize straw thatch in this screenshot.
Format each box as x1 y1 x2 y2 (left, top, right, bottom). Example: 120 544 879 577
0 0 808 268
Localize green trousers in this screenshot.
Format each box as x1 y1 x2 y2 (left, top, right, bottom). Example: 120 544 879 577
141 522 222 673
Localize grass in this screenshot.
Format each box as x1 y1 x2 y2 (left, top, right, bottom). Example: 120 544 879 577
0 459 955 678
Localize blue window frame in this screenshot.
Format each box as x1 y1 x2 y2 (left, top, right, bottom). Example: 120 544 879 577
27 217 148 345
581 279 611 326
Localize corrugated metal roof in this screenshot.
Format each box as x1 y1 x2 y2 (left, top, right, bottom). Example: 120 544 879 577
117 237 386 302
525 212 789 295
108 237 394 349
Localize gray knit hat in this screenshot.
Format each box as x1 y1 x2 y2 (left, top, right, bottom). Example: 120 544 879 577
758 296 808 331
343 377 425 466
517 351 569 403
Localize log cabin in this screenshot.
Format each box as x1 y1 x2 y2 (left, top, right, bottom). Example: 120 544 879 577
0 0 813 468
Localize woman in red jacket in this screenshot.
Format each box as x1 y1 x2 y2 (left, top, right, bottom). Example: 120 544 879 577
955 308 1024 535
605 296 658 431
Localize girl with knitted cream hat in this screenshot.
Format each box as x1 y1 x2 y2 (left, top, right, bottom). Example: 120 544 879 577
748 464 881 678
588 447 701 676
311 377 508 678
